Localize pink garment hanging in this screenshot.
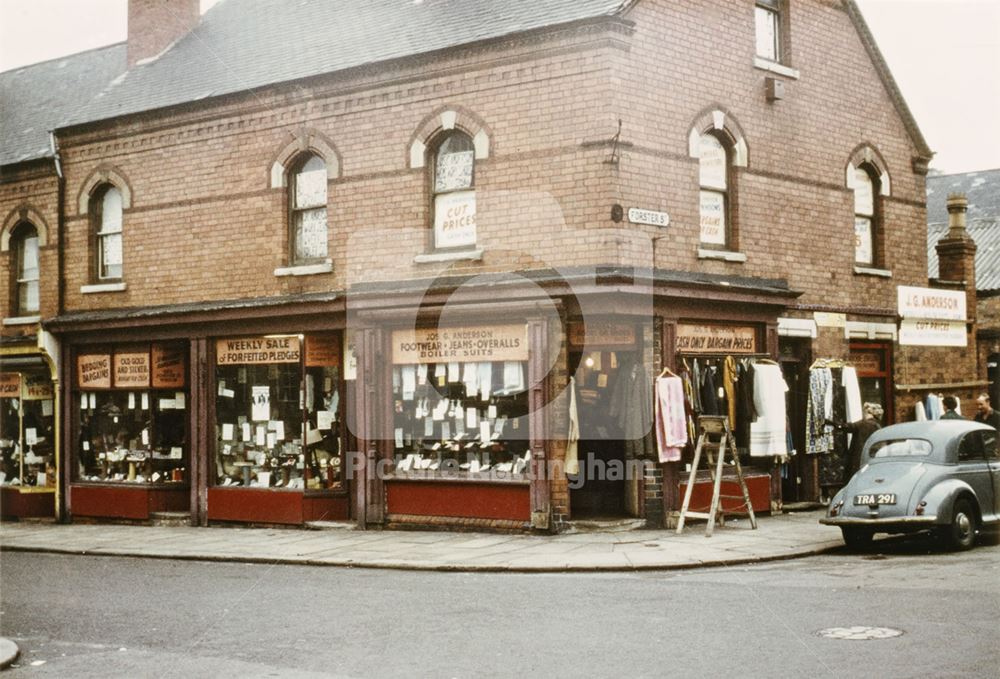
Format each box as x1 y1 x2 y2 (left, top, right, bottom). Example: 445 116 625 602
654 375 687 462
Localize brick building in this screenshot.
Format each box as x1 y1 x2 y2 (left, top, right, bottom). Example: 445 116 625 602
0 0 977 530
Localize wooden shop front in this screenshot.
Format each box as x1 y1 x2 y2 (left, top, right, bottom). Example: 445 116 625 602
0 344 59 520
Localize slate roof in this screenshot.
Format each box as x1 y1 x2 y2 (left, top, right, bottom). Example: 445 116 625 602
927 169 1000 292
0 43 127 166
63 0 628 129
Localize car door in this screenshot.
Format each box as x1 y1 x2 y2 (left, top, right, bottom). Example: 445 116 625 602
983 428 1000 523
957 431 995 520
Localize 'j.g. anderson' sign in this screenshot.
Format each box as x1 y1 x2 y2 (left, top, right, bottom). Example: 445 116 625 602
897 285 966 322
393 325 528 364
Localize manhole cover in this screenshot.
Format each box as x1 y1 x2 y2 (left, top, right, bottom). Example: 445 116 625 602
816 626 904 640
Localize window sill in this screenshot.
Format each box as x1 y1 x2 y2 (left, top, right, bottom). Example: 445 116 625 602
81 282 127 294
274 260 333 277
2 315 41 326
753 57 800 80
413 248 484 264
698 249 747 263
854 266 892 278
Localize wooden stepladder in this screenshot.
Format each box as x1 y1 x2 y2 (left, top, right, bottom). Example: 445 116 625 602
675 415 758 536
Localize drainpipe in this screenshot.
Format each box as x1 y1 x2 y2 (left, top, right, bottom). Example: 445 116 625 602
49 131 65 316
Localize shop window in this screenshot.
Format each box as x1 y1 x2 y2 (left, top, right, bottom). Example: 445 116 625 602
91 185 124 280
431 131 477 250
0 371 56 488
74 344 188 484
289 154 328 264
10 221 39 315
755 0 783 62
852 164 881 266
389 324 531 477
214 334 343 490
698 132 734 249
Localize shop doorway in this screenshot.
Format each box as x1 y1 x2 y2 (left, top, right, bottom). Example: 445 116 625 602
568 347 641 518
779 337 814 502
849 342 894 424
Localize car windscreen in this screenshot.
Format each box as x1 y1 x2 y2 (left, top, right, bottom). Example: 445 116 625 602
868 438 933 459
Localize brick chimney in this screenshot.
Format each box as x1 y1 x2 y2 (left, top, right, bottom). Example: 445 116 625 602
127 0 199 68
935 193 978 322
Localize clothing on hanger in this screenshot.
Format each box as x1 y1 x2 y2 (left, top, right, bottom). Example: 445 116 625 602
700 364 720 416
654 374 687 462
723 355 737 431
750 363 788 456
565 377 580 475
806 367 833 454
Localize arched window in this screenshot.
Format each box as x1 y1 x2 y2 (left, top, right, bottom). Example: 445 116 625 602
698 132 731 248
853 164 880 266
11 222 39 315
289 154 328 264
432 131 477 250
93 185 123 280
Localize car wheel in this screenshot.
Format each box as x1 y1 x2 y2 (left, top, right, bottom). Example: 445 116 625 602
841 527 873 549
945 499 977 551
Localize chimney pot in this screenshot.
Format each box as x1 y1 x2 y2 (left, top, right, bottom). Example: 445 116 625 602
946 192 970 239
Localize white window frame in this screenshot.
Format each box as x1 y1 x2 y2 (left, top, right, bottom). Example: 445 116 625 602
14 223 40 315
97 187 123 281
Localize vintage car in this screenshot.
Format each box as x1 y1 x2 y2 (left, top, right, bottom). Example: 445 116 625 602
820 420 1000 550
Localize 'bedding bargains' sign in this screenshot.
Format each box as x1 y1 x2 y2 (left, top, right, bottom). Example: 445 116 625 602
77 354 112 389
392 325 528 364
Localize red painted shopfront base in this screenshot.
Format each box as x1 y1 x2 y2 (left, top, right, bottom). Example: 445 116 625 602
386 480 531 523
71 484 189 521
207 488 350 525
678 472 771 514
1 487 56 520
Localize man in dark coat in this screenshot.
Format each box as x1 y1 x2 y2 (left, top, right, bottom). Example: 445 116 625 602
974 393 1000 430
940 395 964 420
833 402 883 481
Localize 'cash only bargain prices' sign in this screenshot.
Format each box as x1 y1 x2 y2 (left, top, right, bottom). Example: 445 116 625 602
392 325 528 364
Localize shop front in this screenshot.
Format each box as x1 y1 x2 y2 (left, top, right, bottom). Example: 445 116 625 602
207 332 350 525
0 340 59 520
376 321 538 531
68 342 191 520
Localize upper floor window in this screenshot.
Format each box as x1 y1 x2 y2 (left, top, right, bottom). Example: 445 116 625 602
11 222 39 315
290 154 328 264
93 186 123 280
698 133 731 248
432 131 477 250
755 0 782 62
853 164 880 266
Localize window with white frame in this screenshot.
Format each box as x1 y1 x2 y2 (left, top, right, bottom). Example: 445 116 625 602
755 0 782 62
12 222 39 315
853 165 878 266
94 186 123 280
432 131 477 250
698 133 730 248
290 154 329 264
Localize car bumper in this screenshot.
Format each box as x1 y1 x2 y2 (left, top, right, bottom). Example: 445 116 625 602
820 515 938 526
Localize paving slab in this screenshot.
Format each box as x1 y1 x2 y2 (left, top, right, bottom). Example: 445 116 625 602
0 511 845 572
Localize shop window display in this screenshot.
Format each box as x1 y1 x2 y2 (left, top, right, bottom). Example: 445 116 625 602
390 360 530 477
1 372 56 488
214 334 343 490
75 344 188 484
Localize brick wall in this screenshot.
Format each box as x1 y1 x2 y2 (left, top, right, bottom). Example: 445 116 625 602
0 165 59 337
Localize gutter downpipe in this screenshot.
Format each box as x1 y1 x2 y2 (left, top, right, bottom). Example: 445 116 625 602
49 130 66 521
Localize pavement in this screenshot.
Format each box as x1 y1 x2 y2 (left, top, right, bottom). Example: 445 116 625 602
0 510 845 572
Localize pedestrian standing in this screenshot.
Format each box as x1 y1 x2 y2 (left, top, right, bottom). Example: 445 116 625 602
940 395 964 420
974 393 1000 429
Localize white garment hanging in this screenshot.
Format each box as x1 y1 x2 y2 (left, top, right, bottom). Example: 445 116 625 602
750 364 788 456
842 366 863 449
915 401 927 421
565 377 580 475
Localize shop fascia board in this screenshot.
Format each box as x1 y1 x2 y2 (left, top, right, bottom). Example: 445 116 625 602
44 292 344 335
